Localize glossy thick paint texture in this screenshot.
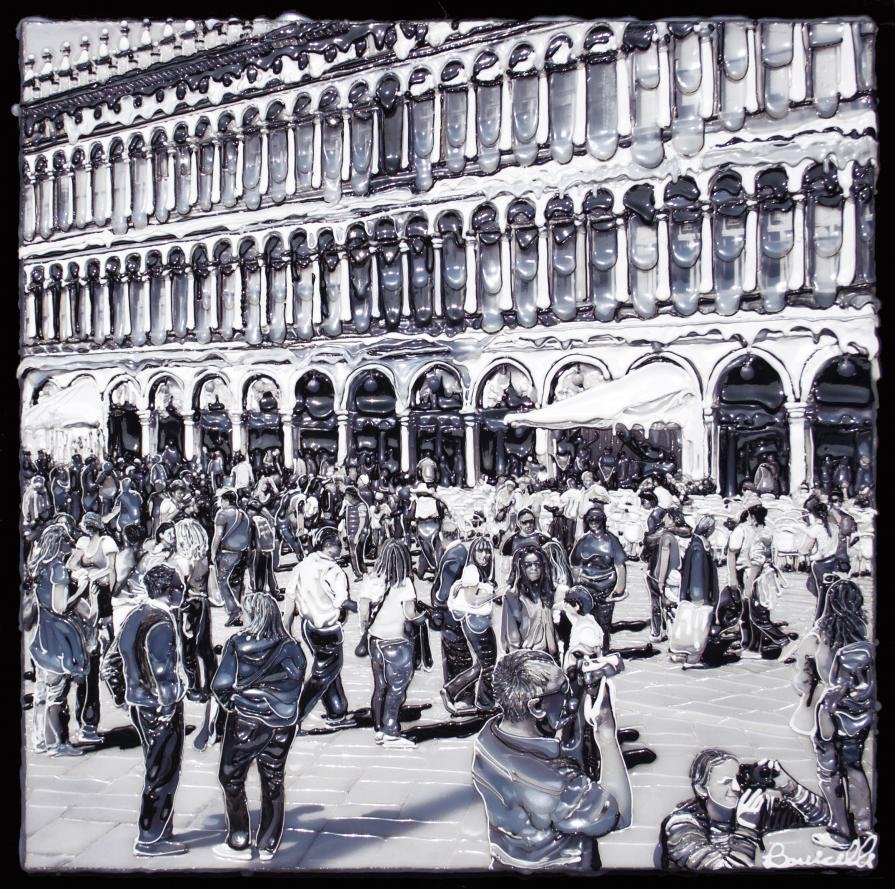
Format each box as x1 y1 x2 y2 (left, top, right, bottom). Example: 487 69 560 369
349 83 374 196
665 177 701 317
508 200 539 328
16 17 880 870
289 231 314 342
316 230 342 338
437 212 467 326
406 217 434 328
711 171 747 317
375 218 403 331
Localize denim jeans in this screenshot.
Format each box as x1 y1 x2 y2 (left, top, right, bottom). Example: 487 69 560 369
131 702 184 844
216 550 248 617
298 620 347 722
218 712 296 853
370 637 414 736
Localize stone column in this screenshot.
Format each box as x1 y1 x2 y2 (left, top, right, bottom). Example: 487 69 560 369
182 416 196 463
704 406 719 483
138 409 152 456
399 415 411 473
463 413 477 487
281 413 294 468
535 428 550 471
230 413 244 457
336 410 349 467
786 401 808 495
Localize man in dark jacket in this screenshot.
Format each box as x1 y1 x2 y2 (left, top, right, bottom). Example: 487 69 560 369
211 592 306 861
114 565 188 857
430 520 475 715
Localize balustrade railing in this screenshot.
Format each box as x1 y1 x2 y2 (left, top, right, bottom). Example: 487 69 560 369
20 159 877 348
20 19 877 245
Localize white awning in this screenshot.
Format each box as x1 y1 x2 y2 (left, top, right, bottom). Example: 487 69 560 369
23 378 103 430
505 363 704 475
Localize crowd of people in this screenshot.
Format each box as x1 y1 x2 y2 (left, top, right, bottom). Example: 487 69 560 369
20 440 875 869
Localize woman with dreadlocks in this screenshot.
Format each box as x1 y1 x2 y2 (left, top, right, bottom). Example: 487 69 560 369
501 545 561 659
358 539 428 748
791 578 875 850
27 522 91 756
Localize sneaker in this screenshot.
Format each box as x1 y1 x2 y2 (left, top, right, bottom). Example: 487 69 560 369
212 843 253 861
76 727 102 744
32 739 47 754
374 731 384 744
133 839 188 857
380 734 416 749
258 849 275 862
324 716 357 729
811 831 853 851
224 614 244 628
740 650 764 660
49 743 84 757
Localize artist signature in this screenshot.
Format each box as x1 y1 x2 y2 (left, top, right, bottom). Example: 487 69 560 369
763 835 877 870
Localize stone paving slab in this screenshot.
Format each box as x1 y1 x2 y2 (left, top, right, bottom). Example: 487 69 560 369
20 562 875 872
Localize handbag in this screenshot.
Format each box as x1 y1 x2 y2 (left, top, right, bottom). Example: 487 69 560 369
669 601 714 658
206 562 224 607
790 655 822 736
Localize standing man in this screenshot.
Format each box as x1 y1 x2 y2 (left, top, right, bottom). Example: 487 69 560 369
472 650 632 870
104 477 144 545
231 452 255 497
570 506 628 652
110 565 189 857
559 478 584 552
246 499 280 599
643 507 690 645
211 490 251 627
416 450 439 489
340 487 370 581
283 527 355 728
430 520 476 715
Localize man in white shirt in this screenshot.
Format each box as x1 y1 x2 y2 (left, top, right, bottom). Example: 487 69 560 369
283 527 355 728
231 452 254 494
559 478 585 551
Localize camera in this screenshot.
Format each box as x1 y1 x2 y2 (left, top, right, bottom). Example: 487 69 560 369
736 761 779 790
580 653 624 689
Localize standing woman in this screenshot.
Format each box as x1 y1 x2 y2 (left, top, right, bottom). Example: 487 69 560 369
501 546 561 659
672 515 719 666
358 539 427 749
804 499 846 622
791 579 874 850
211 592 306 862
27 523 90 756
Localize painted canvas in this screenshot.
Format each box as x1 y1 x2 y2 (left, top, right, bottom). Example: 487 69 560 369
17 13 878 874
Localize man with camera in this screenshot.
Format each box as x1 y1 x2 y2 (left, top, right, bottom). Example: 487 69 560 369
660 748 829 870
471 649 632 871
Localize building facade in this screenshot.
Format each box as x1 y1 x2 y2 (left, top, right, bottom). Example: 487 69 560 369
18 17 878 496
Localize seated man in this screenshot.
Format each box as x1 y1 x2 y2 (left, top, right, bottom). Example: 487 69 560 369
660 748 829 870
471 649 632 871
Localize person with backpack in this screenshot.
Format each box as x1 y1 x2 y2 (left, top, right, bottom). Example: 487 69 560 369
357 539 427 748
211 592 306 861
104 564 189 857
246 499 281 600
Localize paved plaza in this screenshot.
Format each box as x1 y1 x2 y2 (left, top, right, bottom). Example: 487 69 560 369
20 559 875 873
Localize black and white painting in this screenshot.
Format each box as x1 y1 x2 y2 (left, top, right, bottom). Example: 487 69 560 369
17 13 878 873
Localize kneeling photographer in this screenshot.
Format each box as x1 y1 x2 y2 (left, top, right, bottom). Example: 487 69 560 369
660 748 829 870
